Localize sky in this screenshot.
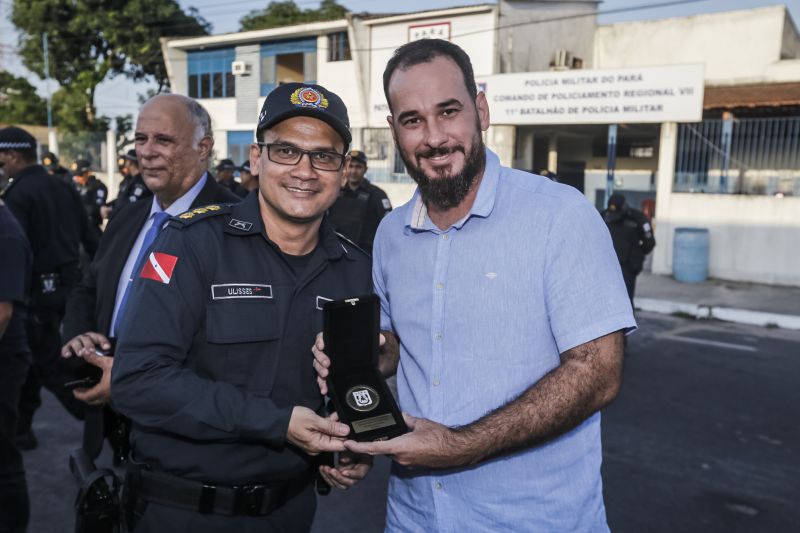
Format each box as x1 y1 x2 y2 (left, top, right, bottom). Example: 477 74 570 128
1 0 799 125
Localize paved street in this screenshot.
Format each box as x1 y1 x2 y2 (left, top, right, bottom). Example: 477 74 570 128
23 312 800 532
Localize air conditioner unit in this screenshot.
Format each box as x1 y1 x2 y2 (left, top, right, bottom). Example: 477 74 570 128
231 61 251 76
551 49 572 71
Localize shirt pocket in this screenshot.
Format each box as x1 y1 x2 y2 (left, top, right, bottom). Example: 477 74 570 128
205 299 282 390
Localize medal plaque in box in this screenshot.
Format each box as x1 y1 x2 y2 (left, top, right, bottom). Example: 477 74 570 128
323 295 407 441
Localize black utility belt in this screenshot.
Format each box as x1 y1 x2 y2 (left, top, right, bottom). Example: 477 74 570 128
36 272 62 294
130 467 310 517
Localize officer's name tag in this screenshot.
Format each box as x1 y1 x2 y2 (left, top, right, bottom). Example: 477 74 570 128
211 284 272 300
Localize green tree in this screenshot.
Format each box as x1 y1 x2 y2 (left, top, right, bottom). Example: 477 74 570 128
11 0 210 132
240 0 348 31
0 70 48 125
115 114 134 153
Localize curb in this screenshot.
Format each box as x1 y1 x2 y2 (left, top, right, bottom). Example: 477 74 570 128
634 297 800 331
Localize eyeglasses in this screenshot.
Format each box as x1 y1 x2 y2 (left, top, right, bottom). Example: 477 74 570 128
257 143 345 171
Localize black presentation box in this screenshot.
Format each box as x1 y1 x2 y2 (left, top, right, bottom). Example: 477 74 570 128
323 295 407 442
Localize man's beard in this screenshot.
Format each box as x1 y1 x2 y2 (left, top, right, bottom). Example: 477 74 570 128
400 132 485 210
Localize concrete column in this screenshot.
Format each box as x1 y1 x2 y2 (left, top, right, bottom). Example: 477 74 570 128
547 134 558 173
485 125 515 168
652 121 678 275
513 128 534 172
105 128 118 202
48 130 59 156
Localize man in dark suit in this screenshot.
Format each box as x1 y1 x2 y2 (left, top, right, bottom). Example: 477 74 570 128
61 94 240 460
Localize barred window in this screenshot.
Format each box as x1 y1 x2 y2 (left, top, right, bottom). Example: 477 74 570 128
328 32 351 62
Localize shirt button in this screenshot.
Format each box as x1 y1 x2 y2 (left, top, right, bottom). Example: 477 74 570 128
432 379 440 386
435 482 443 490
442 234 450 240
435 282 444 290
433 332 442 340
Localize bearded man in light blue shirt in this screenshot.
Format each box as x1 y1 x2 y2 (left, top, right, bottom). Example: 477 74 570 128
314 39 635 532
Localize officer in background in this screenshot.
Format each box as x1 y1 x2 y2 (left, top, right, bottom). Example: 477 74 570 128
42 152 74 185
107 149 152 218
602 192 656 303
540 169 559 182
111 83 372 531
327 150 391 254
214 158 247 197
0 199 32 533
238 159 258 194
72 158 108 234
118 153 131 181
0 126 97 450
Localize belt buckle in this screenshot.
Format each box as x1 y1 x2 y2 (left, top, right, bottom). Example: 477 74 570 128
233 485 267 516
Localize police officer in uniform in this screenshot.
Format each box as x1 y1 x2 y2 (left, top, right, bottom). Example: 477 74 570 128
72 159 108 234
110 149 152 217
0 199 32 532
327 150 391 254
42 151 74 185
112 83 372 531
0 126 97 449
214 158 248 197
602 193 656 303
238 160 258 194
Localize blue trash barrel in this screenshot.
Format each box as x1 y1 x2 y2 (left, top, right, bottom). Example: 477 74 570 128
673 227 710 282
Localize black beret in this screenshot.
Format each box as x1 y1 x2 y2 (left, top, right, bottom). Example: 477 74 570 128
257 83 351 146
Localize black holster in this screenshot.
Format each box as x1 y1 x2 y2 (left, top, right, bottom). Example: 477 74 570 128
122 463 145 531
69 448 120 533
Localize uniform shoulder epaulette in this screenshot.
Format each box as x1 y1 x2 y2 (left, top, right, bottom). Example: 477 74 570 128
168 204 232 228
334 231 370 258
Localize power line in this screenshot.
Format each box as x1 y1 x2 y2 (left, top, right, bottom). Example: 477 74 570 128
130 0 709 66
3 0 709 75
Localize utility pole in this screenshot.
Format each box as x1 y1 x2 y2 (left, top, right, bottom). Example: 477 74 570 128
43 32 58 154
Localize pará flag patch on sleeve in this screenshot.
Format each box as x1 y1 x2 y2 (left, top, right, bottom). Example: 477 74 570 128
140 252 178 284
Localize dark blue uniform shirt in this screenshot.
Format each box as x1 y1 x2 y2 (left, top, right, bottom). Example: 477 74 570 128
0 202 31 354
111 192 372 485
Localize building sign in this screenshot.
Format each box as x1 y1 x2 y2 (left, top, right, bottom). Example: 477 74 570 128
476 64 704 125
408 22 451 42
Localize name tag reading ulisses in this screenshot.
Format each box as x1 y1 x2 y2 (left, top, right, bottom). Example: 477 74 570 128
211 284 273 300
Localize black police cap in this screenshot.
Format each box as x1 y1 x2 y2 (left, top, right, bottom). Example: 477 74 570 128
257 83 351 146
349 150 367 165
215 158 236 170
608 193 627 210
239 160 251 173
71 158 92 173
42 151 59 169
121 149 138 163
0 126 37 151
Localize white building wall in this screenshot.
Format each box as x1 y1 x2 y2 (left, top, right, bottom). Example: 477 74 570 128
594 6 791 83
198 99 238 161
596 6 800 286
316 34 364 128
652 122 800 286
652 194 800 286
367 9 496 126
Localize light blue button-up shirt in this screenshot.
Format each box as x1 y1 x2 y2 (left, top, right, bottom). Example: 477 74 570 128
373 149 636 532
110 173 208 336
